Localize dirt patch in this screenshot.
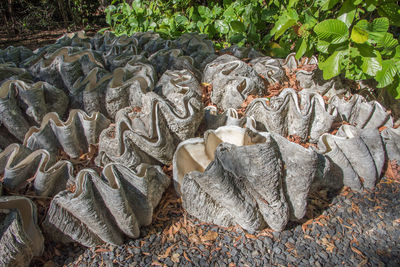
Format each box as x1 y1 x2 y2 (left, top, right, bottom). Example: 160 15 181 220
0 27 100 50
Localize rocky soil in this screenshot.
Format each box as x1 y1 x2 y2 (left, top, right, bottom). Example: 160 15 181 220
32 174 400 267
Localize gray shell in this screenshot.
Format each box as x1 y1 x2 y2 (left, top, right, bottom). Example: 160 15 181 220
0 196 44 267
0 110 110 196
203 54 266 110
0 79 68 144
44 163 170 247
245 88 337 142
0 46 34 66
329 94 392 129
316 125 385 191
97 70 204 167
0 63 32 85
173 33 217 70
173 126 318 232
380 127 400 162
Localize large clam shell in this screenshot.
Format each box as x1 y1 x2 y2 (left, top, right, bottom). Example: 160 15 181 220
317 125 385 191
329 94 392 129
245 88 337 142
0 79 68 144
203 54 266 110
97 69 204 167
0 110 109 196
44 163 170 247
173 126 319 232
0 196 44 267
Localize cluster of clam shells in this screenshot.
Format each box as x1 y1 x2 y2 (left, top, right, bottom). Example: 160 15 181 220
0 31 399 265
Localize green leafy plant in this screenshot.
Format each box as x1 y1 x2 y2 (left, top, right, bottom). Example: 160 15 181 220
103 0 400 98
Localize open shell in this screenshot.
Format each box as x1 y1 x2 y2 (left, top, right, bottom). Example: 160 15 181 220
173 126 319 232
44 163 170 247
0 79 68 145
329 94 392 129
97 69 204 167
0 110 110 196
203 54 266 110
245 88 337 142
316 125 385 191
0 196 44 267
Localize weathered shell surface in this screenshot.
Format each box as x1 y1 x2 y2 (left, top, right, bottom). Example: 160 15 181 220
0 79 68 145
173 33 217 70
97 69 204 167
203 54 266 110
173 126 318 232
0 46 34 65
0 196 44 267
44 163 170 247
380 127 400 162
329 94 392 129
317 125 385 191
0 110 109 196
245 88 337 142
0 63 32 85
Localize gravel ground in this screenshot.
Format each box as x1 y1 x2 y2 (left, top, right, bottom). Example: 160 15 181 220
31 175 400 267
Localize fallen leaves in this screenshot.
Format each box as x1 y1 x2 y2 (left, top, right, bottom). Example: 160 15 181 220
201 82 214 107
158 245 175 259
384 160 400 181
200 230 218 242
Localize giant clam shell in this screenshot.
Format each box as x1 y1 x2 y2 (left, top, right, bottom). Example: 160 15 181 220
105 60 156 118
0 110 110 196
317 125 385 191
173 126 319 232
97 69 204 167
29 47 105 97
329 94 392 129
173 33 217 70
0 63 32 85
245 88 337 142
380 127 400 162
0 46 34 66
0 79 68 145
0 196 44 267
203 54 266 110
44 163 170 247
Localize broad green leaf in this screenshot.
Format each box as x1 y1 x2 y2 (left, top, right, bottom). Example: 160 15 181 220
197 21 205 32
316 40 330 53
230 34 245 44
198 6 211 18
377 33 398 50
337 0 356 27
230 21 246 32
270 10 298 39
215 20 229 34
361 52 382 76
175 15 188 26
223 5 236 19
395 46 400 59
371 17 389 33
378 3 400 27
319 50 348 79
314 19 349 44
386 75 400 99
318 0 340 11
376 60 397 88
295 38 308 60
351 26 369 44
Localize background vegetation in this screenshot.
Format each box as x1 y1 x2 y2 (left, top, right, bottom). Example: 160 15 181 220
2 0 400 98
103 0 400 98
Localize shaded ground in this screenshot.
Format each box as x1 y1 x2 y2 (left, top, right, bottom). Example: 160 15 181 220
30 175 400 267
0 28 100 50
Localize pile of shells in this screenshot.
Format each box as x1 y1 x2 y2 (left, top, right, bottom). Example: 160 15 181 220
0 31 399 266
